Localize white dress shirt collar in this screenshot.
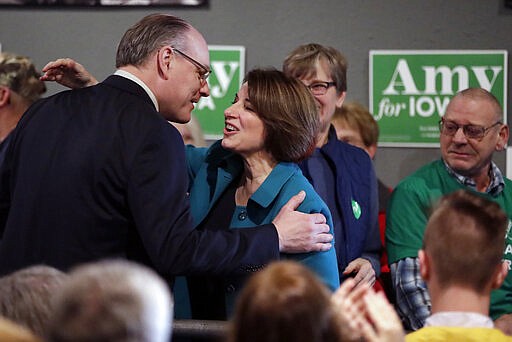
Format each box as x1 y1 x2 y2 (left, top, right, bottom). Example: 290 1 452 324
425 312 494 328
114 69 159 111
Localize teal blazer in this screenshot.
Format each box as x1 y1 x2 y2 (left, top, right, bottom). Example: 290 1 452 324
186 141 340 291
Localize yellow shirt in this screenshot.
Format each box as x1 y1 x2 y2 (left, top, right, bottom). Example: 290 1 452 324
406 326 512 342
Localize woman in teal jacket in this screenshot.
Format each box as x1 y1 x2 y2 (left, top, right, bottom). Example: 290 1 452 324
183 68 339 319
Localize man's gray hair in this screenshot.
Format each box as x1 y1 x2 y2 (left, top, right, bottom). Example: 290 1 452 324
116 13 190 68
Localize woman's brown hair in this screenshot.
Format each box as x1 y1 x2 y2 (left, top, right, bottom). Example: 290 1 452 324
245 68 319 163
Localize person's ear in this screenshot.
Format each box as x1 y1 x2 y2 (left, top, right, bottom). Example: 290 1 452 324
156 46 174 79
335 91 346 108
491 262 509 289
418 249 430 281
0 86 11 107
496 124 509 151
366 144 377 160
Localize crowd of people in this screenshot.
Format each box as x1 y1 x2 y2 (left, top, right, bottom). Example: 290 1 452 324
0 11 511 342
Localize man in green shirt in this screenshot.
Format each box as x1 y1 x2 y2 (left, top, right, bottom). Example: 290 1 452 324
386 88 512 334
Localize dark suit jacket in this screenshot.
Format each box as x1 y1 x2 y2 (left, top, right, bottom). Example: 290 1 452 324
0 75 278 277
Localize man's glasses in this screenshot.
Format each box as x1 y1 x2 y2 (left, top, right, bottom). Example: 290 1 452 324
173 48 211 83
305 81 336 96
439 119 502 140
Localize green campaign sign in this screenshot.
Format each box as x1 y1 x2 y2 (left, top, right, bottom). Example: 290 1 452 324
193 45 245 139
370 50 508 147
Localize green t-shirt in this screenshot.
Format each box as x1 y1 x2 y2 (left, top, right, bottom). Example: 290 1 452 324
386 159 512 319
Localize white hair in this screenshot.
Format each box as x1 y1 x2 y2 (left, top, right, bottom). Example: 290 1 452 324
48 259 173 342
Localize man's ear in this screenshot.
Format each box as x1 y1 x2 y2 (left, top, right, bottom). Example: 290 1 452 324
418 249 430 281
496 124 509 151
0 86 11 107
156 46 174 80
491 262 509 289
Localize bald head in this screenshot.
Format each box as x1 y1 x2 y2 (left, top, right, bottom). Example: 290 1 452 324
448 88 503 122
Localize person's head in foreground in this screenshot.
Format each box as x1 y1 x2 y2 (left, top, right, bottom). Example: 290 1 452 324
0 265 67 338
419 189 508 299
47 260 173 342
230 260 405 342
228 260 343 342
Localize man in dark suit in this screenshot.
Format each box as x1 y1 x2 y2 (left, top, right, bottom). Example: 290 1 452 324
0 14 332 277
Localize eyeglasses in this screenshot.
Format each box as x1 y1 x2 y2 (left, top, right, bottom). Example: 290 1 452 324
305 81 336 95
438 119 502 140
173 48 211 83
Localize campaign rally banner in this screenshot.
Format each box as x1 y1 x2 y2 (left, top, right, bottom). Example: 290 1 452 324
370 50 508 147
193 45 245 140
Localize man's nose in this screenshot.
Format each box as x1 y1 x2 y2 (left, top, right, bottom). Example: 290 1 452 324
200 81 210 97
452 126 468 143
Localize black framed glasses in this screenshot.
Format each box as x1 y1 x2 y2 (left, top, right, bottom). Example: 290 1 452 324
439 118 502 140
305 81 336 95
173 48 211 83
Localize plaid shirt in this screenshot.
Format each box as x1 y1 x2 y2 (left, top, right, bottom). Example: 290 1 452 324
390 161 505 331
443 160 505 197
390 257 431 330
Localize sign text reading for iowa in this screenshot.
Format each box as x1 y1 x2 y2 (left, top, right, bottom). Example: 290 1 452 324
374 59 503 121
